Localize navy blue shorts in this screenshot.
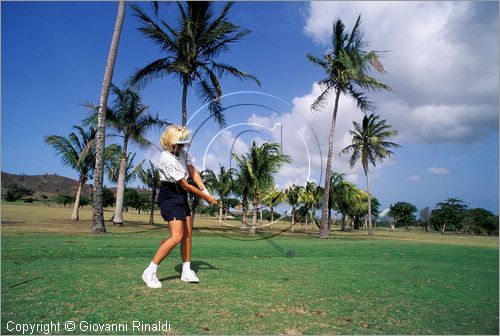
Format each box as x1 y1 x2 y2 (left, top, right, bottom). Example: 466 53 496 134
157 182 191 222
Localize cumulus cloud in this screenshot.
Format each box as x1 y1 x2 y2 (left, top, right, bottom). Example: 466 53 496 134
198 2 497 195
304 1 498 144
409 175 421 182
199 129 250 171
428 167 451 175
238 82 396 189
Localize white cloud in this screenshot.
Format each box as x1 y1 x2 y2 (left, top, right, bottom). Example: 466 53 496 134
409 175 421 182
304 1 499 144
381 101 498 144
238 82 385 190
199 130 250 171
428 167 451 175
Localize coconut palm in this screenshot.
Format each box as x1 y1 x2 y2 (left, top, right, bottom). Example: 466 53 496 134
138 160 161 225
285 184 304 232
233 141 291 234
130 2 260 127
45 126 96 221
102 84 166 225
327 172 346 227
93 0 126 234
300 181 323 231
307 15 390 238
345 189 371 230
104 145 141 185
261 186 286 226
340 113 400 235
339 182 368 231
232 167 250 228
203 165 236 225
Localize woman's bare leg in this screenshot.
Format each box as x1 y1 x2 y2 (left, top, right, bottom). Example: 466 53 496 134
152 220 184 265
179 216 199 282
180 216 192 262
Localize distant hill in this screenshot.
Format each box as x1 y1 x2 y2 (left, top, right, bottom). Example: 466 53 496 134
1 172 150 200
1 172 93 199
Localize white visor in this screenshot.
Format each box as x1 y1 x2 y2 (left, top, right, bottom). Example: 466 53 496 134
175 138 191 145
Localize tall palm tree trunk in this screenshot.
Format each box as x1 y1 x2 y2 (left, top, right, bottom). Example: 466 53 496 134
251 198 258 234
291 208 295 232
364 166 373 236
113 141 128 225
270 205 274 228
71 176 86 220
341 214 346 231
149 188 157 225
181 76 188 126
319 89 341 238
92 0 125 234
327 208 332 230
219 202 223 226
241 198 248 228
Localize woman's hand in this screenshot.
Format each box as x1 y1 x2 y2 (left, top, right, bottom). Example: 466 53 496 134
207 195 217 206
201 189 217 205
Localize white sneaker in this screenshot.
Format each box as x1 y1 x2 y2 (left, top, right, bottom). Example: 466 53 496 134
181 269 199 283
142 269 162 289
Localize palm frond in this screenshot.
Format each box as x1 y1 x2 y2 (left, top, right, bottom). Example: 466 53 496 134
311 84 334 112
346 85 374 112
45 135 79 169
210 61 261 86
128 58 173 89
200 28 250 59
204 2 235 37
306 53 329 70
196 78 225 127
332 19 346 57
131 3 177 52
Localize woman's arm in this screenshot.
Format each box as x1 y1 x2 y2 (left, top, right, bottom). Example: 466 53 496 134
187 165 207 191
178 178 217 205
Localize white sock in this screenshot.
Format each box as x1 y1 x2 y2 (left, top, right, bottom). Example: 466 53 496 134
182 262 191 272
147 261 158 272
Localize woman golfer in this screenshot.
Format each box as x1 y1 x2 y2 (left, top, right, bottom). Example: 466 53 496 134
142 125 217 289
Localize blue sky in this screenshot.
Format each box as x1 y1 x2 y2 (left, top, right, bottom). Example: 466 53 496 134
2 1 499 215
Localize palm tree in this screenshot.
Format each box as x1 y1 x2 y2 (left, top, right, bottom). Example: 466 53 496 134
307 15 390 238
104 144 140 184
203 165 236 225
138 160 161 225
346 189 370 230
93 0 126 234
233 141 291 233
261 186 286 226
105 84 166 225
130 2 260 127
232 167 250 228
327 172 346 227
340 113 400 235
299 181 322 231
45 126 96 221
285 184 304 232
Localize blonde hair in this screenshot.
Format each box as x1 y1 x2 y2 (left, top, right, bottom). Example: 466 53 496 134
160 125 191 151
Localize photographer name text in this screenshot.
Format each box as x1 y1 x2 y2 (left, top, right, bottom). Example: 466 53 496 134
6 320 171 334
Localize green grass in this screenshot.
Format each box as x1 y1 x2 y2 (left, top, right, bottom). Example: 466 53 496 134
1 204 499 335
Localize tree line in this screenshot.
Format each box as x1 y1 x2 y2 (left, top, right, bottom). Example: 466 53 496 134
35 1 442 237
386 198 498 236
